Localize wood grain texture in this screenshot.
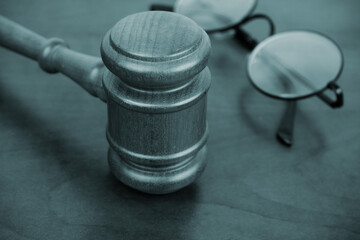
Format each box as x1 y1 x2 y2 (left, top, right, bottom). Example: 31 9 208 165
0 0 359 239
101 11 211 194
0 10 212 194
101 11 211 89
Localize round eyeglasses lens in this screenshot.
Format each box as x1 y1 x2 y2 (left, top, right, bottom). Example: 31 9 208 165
247 31 343 100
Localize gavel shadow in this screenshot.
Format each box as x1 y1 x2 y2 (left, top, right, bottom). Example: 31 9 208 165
0 79 103 183
0 79 199 238
238 84 326 153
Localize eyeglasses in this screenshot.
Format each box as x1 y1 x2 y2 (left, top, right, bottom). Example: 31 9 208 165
150 0 344 146
248 31 344 145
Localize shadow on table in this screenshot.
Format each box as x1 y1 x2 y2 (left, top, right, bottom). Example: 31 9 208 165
0 79 199 239
238 84 326 152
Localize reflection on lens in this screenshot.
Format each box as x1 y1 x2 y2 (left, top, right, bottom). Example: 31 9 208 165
247 31 343 100
174 0 257 32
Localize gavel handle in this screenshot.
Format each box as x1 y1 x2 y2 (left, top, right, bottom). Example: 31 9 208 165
0 15 107 102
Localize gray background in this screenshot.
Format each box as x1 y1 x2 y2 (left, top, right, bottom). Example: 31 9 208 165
0 0 359 239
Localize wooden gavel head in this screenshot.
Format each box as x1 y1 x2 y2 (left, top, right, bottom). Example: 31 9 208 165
0 11 211 194
100 11 211 194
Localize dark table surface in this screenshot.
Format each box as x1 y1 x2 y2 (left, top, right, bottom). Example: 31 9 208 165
1 0 359 239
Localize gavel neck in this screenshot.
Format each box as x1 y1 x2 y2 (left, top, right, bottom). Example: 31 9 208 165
38 38 107 102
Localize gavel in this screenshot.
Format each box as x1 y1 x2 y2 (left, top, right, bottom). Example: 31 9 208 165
0 11 211 194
